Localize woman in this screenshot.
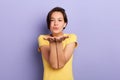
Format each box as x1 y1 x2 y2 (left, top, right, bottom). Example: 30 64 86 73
38 7 77 80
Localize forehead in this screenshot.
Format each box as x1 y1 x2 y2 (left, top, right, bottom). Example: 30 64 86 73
51 11 63 18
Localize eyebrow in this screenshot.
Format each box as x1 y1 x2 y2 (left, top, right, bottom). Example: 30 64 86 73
50 17 63 19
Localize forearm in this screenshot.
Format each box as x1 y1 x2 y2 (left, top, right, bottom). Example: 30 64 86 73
56 41 66 68
45 36 68 69
49 42 58 69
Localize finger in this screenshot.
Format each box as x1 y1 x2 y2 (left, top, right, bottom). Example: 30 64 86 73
43 37 48 40
64 36 69 38
50 37 56 42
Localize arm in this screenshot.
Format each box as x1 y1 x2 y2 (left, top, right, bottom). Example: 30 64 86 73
39 35 77 69
39 36 59 69
56 40 76 68
49 41 58 69
56 41 66 68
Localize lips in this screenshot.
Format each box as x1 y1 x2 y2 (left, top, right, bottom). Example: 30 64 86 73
53 27 59 30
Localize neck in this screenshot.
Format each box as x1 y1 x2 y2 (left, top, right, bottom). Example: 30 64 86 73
51 32 64 37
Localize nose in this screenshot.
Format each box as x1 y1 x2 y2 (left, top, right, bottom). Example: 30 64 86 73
54 21 58 26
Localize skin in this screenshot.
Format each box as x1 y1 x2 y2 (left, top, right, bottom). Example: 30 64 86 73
39 11 76 69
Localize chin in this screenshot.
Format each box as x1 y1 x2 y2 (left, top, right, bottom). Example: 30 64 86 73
53 32 59 34
52 31 60 34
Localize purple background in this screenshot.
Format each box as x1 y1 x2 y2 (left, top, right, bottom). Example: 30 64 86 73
0 0 120 80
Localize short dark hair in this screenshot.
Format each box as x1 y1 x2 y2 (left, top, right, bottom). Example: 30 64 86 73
46 7 68 29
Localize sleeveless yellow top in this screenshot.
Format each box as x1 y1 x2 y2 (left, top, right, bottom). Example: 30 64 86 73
38 34 77 80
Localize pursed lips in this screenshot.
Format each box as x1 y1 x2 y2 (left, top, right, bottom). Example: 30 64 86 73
53 27 59 30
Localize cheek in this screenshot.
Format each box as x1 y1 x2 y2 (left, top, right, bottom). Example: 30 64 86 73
50 22 52 26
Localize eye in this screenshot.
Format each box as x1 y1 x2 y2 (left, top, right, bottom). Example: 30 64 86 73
58 20 62 21
50 19 54 22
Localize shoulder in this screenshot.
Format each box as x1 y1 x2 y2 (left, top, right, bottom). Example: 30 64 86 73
38 34 50 40
38 34 50 47
64 33 77 39
64 33 77 43
69 33 77 37
65 33 78 48
38 34 50 42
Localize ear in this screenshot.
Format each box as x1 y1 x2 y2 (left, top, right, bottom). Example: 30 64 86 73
63 23 67 28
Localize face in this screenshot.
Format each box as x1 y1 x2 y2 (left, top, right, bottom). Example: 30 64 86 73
50 11 66 34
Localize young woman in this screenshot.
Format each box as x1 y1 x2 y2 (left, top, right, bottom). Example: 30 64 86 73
38 7 78 80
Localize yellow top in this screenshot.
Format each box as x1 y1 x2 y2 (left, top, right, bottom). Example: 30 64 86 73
38 34 77 80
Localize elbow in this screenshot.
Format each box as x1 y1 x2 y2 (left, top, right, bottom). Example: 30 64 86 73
58 64 65 69
58 61 66 69
49 59 66 69
50 63 65 69
51 64 65 69
51 64 59 69
49 60 59 69
58 58 66 69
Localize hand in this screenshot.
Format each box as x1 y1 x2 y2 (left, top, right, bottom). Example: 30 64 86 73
55 36 69 42
43 36 55 42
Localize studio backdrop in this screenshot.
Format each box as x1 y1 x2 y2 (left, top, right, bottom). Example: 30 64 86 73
0 0 120 80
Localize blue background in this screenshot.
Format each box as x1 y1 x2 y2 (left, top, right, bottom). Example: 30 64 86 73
0 0 120 80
